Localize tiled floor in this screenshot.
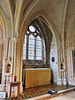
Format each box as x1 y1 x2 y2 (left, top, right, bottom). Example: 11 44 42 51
20 84 74 99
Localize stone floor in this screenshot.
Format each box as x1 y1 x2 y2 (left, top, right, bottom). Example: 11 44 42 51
20 84 74 99
47 91 75 100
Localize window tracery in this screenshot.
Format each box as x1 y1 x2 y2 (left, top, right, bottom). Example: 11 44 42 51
23 25 46 65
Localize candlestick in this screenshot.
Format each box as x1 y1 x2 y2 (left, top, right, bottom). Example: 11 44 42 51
14 76 17 82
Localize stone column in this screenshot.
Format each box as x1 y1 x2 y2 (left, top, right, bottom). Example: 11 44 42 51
63 47 68 85
57 46 62 85
57 41 68 85
14 38 24 93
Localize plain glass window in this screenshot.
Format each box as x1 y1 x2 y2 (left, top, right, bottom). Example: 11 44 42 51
36 36 42 60
23 35 27 60
23 25 46 65
28 35 35 60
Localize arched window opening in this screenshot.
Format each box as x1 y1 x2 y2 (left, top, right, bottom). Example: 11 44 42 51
23 25 46 67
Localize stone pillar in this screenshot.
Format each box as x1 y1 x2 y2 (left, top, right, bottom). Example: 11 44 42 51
57 42 68 86
14 38 24 93
57 47 62 85
63 49 68 86
67 47 75 85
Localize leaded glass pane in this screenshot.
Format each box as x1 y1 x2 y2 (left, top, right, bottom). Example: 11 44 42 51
23 35 27 60
36 36 42 60
28 35 35 59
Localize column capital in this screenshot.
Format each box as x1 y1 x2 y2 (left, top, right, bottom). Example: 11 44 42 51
9 37 21 42
13 38 24 44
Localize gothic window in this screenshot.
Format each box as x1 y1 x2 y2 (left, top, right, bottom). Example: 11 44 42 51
23 25 46 65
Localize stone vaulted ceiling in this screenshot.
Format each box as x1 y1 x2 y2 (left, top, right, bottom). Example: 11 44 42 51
0 0 75 45
0 0 11 18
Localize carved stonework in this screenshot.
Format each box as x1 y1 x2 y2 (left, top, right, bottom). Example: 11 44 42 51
0 56 13 97
4 56 12 73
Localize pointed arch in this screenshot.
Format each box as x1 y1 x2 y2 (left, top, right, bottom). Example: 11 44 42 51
19 10 60 48
0 6 7 38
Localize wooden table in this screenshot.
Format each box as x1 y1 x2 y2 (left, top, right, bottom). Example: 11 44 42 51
9 82 21 99
23 68 51 88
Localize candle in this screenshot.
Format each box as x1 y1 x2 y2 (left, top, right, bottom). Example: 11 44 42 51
14 76 17 82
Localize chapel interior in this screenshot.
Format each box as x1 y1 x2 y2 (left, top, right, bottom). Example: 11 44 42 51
0 0 75 99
